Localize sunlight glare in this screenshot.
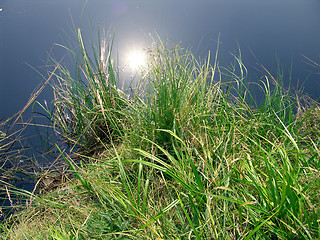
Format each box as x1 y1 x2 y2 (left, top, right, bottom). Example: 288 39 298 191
127 50 147 71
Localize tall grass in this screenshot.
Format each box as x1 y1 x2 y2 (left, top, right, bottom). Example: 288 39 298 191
127 38 220 157
1 29 319 239
47 29 131 154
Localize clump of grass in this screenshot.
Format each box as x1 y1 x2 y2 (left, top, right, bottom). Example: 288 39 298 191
47 29 131 155
127 39 220 157
1 29 320 239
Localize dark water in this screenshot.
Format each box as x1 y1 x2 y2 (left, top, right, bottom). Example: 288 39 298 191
1 0 320 120
0 0 320 214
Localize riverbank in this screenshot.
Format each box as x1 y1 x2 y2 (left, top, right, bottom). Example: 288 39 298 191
1 30 319 239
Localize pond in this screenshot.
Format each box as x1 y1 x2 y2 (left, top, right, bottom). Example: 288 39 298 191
1 0 320 120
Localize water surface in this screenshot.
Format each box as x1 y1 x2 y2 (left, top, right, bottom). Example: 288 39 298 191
1 0 320 120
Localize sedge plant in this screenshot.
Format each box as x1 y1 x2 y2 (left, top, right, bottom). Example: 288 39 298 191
1 29 319 239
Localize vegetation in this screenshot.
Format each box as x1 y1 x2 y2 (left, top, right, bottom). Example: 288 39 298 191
0 29 319 239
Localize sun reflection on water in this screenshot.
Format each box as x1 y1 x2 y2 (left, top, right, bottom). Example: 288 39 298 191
126 49 147 71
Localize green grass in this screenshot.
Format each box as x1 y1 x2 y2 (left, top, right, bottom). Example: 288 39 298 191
1 29 320 239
